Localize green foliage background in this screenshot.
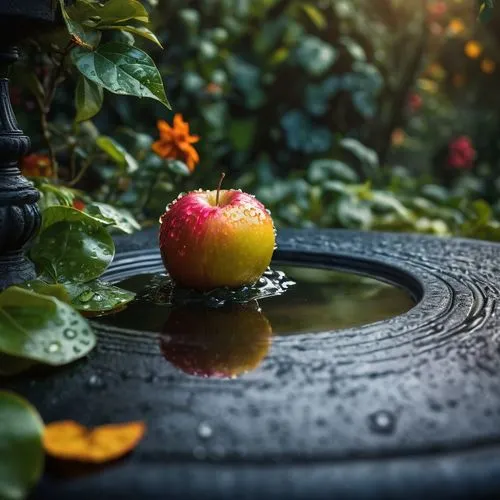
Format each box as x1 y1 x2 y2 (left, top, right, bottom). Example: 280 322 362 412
12 0 500 240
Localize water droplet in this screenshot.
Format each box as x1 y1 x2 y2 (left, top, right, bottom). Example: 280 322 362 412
45 341 61 353
197 422 213 439
63 328 77 340
78 289 95 303
368 410 396 435
87 374 105 389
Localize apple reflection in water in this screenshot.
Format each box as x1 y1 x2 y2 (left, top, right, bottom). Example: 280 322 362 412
160 301 272 378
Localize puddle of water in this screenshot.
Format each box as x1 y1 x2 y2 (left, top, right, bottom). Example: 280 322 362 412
97 265 415 336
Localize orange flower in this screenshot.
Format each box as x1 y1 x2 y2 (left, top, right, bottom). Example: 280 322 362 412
464 40 483 59
152 114 200 172
20 154 53 178
480 58 496 74
43 420 146 464
447 18 465 35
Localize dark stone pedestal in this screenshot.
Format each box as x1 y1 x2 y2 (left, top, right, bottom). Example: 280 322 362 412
0 0 57 289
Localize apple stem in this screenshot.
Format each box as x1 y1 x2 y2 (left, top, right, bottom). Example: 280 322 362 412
216 172 225 206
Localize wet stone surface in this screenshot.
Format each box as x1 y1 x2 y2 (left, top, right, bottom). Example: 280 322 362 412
5 228 500 499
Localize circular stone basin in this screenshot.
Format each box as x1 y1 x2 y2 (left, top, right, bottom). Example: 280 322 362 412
8 228 500 500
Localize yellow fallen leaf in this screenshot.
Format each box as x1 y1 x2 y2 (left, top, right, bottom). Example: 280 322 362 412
43 421 146 463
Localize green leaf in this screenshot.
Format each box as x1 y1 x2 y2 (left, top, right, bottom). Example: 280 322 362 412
308 159 359 184
98 25 163 47
0 391 44 500
31 221 115 283
58 0 101 49
65 280 135 315
71 42 170 108
301 4 327 30
41 205 113 232
21 280 71 303
166 159 191 176
85 202 141 234
68 0 149 26
75 75 103 123
37 183 77 209
96 136 139 173
0 287 96 365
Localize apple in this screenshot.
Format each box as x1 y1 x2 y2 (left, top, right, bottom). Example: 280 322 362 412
160 302 272 378
159 174 276 290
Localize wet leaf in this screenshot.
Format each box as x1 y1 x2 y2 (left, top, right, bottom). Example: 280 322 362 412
43 421 146 463
68 0 149 26
0 287 96 366
21 280 71 303
37 183 77 209
96 136 139 173
0 391 44 500
99 25 163 48
58 0 101 49
86 202 141 234
31 221 115 283
75 76 103 123
65 280 136 315
71 42 170 108
41 205 113 232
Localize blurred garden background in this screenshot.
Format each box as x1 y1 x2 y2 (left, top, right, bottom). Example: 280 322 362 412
13 0 500 240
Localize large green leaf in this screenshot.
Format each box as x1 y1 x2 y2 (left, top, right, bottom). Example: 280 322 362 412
75 75 103 123
65 280 136 315
98 25 162 47
96 136 139 173
68 0 149 26
0 392 44 500
71 42 170 108
31 221 115 283
0 287 96 365
86 202 141 234
58 0 101 49
41 205 113 232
